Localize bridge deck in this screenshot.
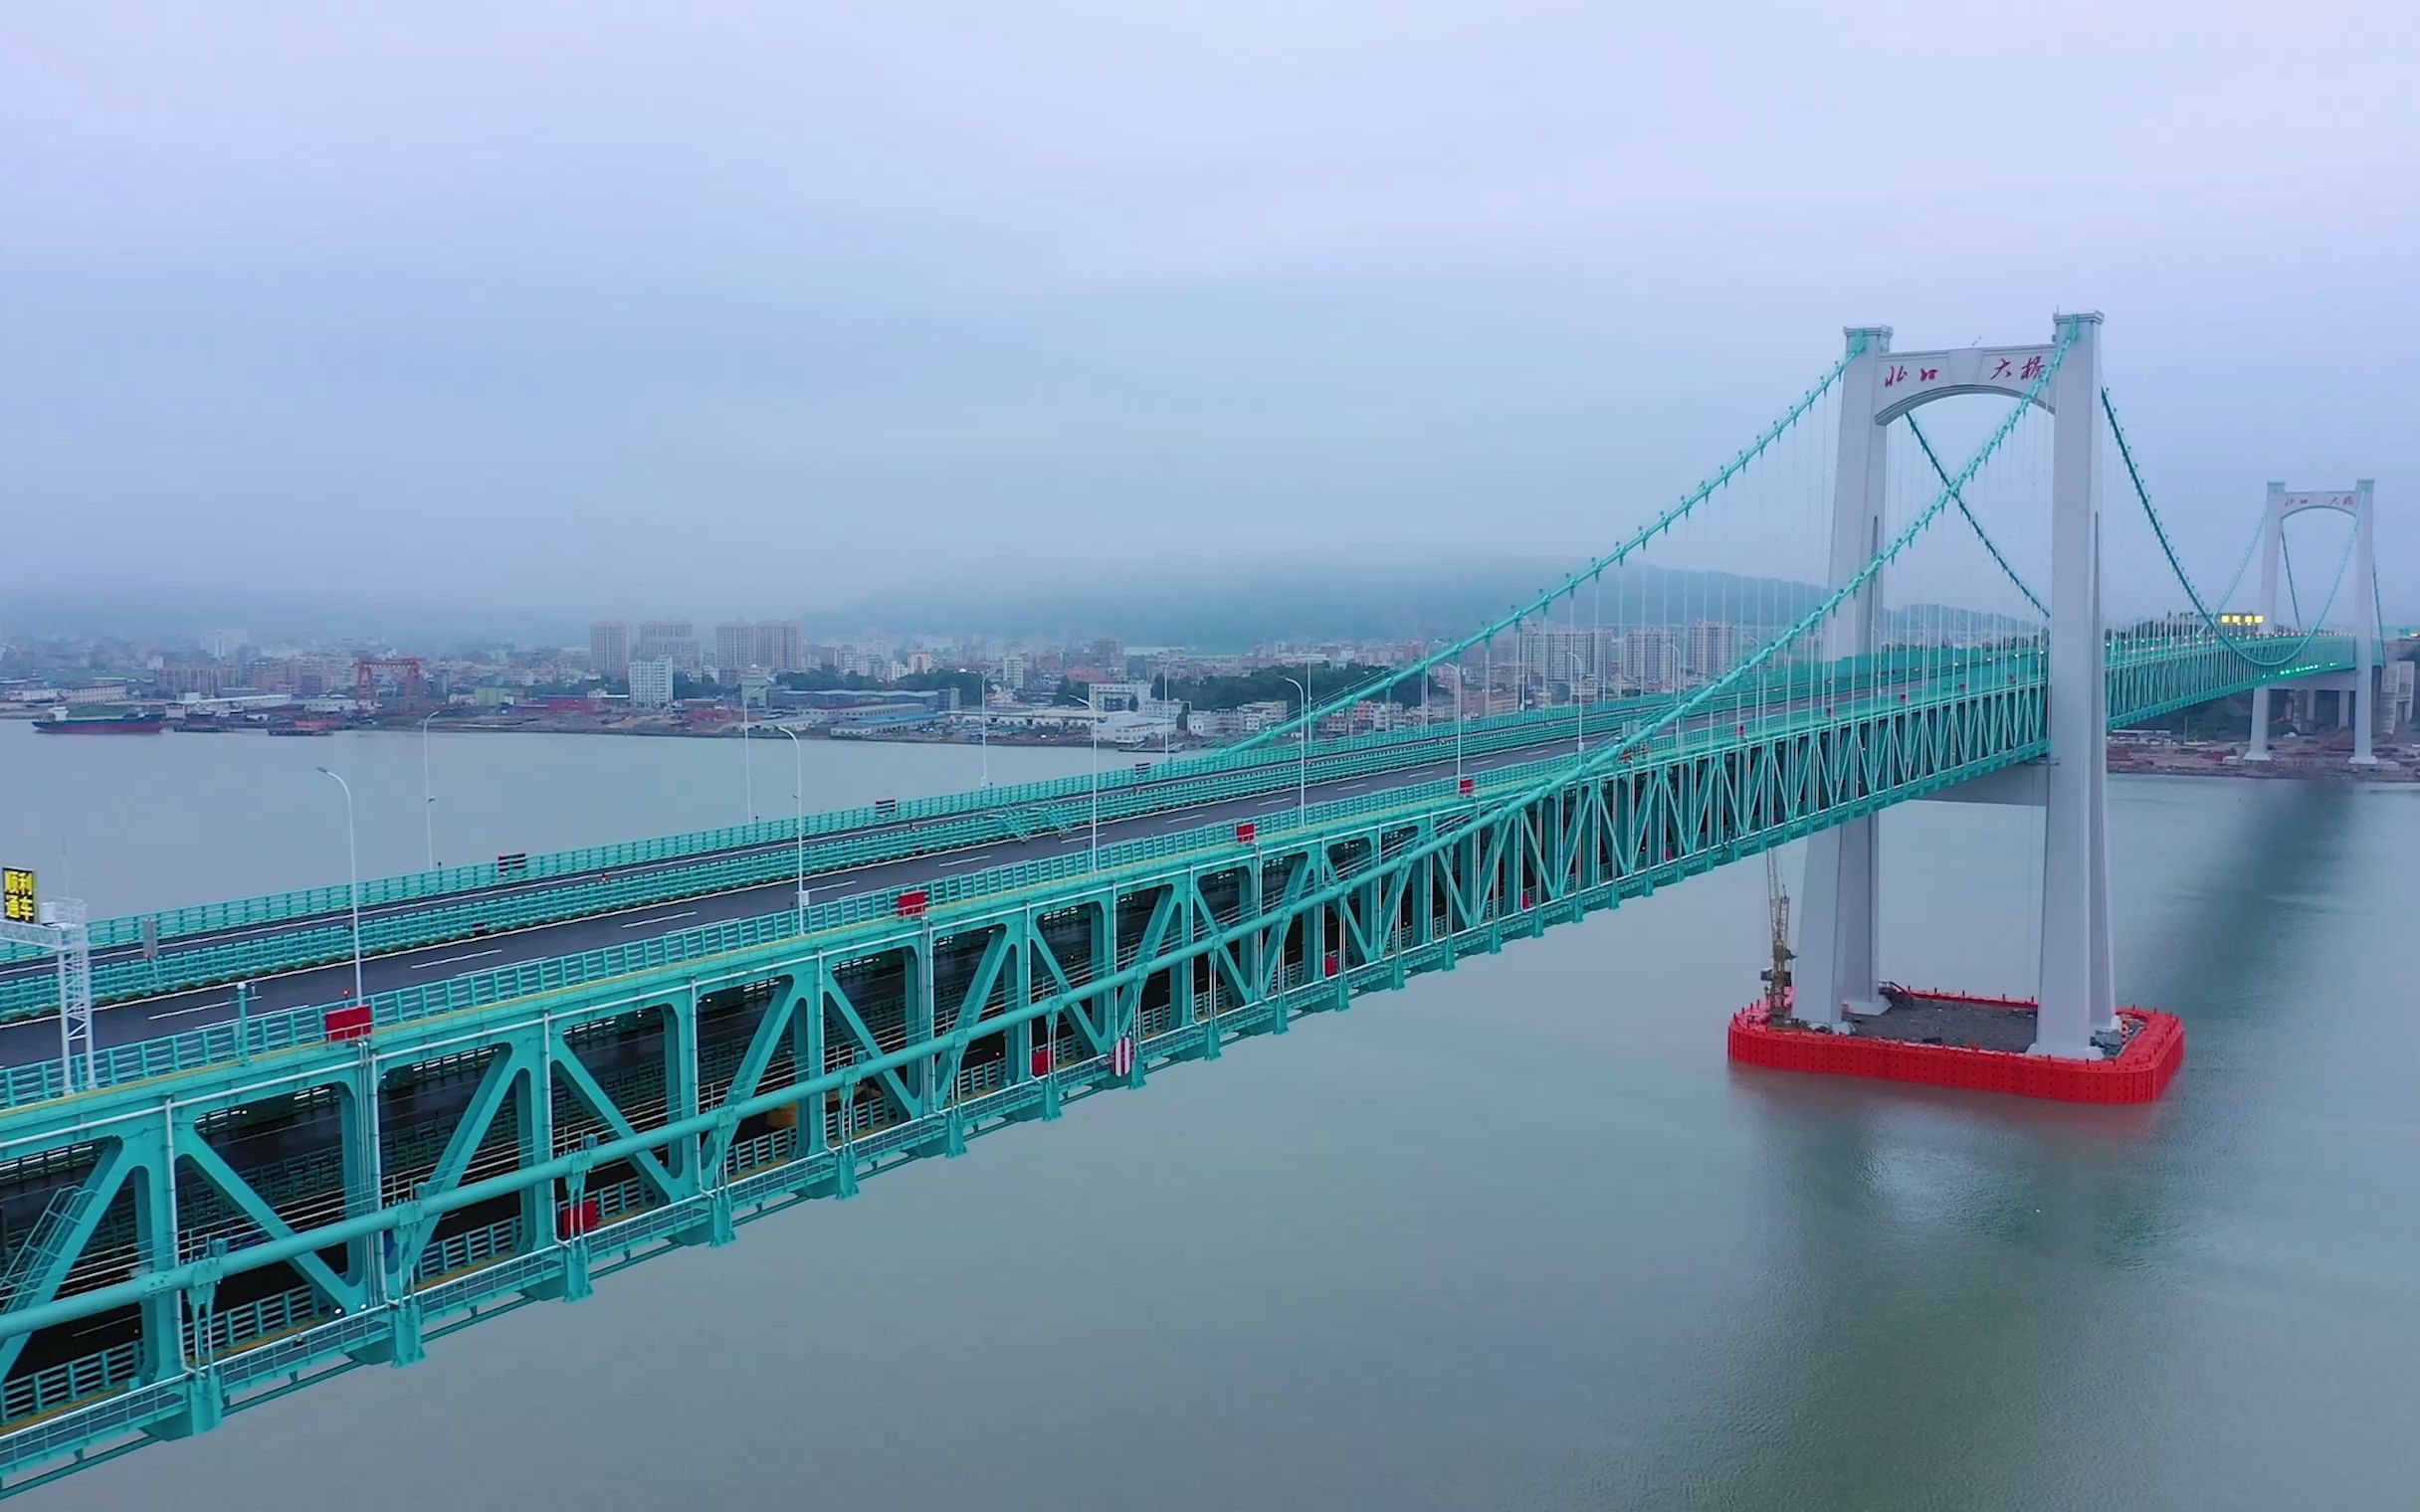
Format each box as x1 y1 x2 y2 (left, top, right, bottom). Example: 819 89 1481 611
0 636 2355 1492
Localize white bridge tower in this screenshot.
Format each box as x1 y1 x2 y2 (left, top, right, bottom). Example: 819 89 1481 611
1795 312 2117 1059
2243 480 2377 766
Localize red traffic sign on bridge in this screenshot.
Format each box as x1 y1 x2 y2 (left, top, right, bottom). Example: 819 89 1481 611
324 1004 372 1042
1111 1034 1135 1078
1234 821 1256 845
896 888 929 918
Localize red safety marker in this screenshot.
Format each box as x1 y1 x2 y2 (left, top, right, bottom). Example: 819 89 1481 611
1322 951 1340 977
896 888 928 917
1235 821 1256 844
324 1003 372 1042
556 1198 600 1238
1111 1035 1135 1077
1031 1046 1055 1076
1458 776 1475 795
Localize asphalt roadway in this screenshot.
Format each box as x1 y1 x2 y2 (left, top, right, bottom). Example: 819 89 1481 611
0 731 1592 1066
6 731 1497 976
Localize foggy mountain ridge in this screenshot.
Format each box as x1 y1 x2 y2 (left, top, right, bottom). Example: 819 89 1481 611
0 556 2042 651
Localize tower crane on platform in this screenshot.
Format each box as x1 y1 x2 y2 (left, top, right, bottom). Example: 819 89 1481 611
1760 850 1793 1018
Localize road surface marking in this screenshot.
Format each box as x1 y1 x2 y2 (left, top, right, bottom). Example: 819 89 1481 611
621 910 699 929
1340 782 1369 792
150 1000 230 1020
410 948 504 971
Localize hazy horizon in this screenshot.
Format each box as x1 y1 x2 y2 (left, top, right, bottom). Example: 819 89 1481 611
4 5 2413 623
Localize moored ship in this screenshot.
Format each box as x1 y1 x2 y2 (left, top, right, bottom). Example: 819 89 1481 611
33 704 165 734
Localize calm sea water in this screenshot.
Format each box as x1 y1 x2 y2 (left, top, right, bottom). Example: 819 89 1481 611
10 722 2416 1511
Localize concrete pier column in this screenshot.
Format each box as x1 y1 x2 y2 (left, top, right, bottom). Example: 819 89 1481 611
2245 483 2284 760
2351 479 2378 764
2032 312 2116 1058
1796 325 1891 1029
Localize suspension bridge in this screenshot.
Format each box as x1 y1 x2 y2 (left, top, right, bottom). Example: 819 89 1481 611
0 311 2388 1495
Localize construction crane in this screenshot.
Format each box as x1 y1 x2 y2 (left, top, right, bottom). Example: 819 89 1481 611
1759 850 1793 1017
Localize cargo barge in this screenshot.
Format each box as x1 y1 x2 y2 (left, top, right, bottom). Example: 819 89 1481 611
32 705 165 734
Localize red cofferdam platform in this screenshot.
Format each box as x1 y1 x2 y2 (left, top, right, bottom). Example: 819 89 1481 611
1727 989 2184 1103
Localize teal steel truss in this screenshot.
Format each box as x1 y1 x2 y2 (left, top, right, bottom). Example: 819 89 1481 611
0 657 2294 1493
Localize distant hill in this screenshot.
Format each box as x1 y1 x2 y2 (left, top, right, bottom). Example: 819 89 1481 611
0 584 578 648
805 554 2040 647
0 552 2041 652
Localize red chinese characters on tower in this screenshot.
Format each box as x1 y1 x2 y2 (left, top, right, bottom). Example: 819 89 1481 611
2018 355 2046 381
1884 363 1909 387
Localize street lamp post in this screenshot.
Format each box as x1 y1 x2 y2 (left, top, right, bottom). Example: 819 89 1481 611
739 681 755 823
1567 649 1587 754
419 709 441 870
313 767 367 1009
1082 694 1104 866
979 675 994 788
771 724 808 927
1279 675 1311 824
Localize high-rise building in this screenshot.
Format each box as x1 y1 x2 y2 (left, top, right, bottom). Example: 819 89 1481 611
636 620 700 669
1517 628 1613 688
590 622 632 679
628 658 676 707
1684 621 1740 680
1621 627 1681 690
1000 653 1028 690
713 620 805 673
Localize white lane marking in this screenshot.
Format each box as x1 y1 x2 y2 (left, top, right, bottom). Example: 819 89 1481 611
149 1000 230 1020
1256 797 1290 808
620 909 699 929
937 858 975 869
409 948 504 971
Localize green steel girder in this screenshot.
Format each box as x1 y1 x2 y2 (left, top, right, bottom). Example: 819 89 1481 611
0 643 2355 1492
0 705 1617 1015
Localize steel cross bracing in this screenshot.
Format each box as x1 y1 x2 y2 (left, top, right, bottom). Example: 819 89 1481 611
0 628 2358 1491
0 911 90 1098
0 309 2374 1490
0 704 1672 1022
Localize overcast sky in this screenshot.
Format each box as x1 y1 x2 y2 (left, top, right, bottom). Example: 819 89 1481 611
3 2 2413 626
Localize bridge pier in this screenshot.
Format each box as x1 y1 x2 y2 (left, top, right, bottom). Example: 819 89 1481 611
1796 325 1892 1030
2247 480 2379 764
2030 311 2118 1057
1800 313 2118 1054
